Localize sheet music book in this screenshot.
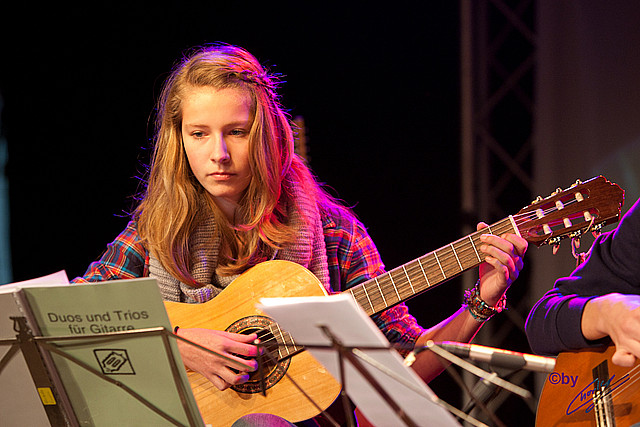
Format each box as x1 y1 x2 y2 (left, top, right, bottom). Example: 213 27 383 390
258 293 461 427
0 271 71 426
1 276 203 426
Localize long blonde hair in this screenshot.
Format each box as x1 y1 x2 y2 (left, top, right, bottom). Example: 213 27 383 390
135 44 342 285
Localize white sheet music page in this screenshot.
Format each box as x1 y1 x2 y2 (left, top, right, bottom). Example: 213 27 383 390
0 270 69 291
258 293 460 427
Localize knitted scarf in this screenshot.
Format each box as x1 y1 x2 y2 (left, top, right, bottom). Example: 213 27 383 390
149 187 330 303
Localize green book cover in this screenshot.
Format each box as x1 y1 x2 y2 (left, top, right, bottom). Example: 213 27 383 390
22 278 203 427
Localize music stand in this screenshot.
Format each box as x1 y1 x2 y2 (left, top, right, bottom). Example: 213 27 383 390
257 293 462 427
0 278 204 427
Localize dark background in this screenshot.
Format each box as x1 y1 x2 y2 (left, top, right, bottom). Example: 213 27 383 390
1 2 536 424
0 3 461 281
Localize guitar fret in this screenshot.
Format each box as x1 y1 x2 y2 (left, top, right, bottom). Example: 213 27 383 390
423 253 444 283
272 324 289 358
388 272 401 302
265 324 282 359
282 331 298 353
469 235 481 262
508 215 521 237
278 326 298 356
452 237 479 270
450 243 463 270
285 331 298 353
417 257 430 287
491 218 517 237
436 246 461 279
348 287 362 314
402 265 415 294
434 252 446 279
374 277 388 308
361 284 374 313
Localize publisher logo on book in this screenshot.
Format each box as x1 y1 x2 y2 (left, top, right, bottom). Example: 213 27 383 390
94 349 135 375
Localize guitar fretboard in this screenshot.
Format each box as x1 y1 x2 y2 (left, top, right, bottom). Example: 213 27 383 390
266 323 302 359
266 216 518 362
346 216 518 316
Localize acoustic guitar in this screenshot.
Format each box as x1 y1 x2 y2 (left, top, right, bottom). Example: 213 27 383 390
536 345 640 426
164 176 624 426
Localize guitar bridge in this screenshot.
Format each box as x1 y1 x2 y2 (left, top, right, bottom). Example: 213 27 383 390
592 360 616 427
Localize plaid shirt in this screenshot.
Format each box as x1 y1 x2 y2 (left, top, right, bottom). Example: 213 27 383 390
75 210 424 352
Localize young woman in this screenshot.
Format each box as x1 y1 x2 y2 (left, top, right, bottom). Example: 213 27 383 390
75 44 528 425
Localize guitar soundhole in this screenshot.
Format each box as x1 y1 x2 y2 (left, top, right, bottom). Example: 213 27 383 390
226 315 291 394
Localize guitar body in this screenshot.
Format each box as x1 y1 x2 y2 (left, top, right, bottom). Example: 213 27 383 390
164 260 341 426
536 345 640 426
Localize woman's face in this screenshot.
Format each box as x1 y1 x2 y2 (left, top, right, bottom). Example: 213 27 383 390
181 86 253 219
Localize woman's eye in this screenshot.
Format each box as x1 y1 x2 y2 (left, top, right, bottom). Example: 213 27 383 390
192 131 205 139
229 129 247 137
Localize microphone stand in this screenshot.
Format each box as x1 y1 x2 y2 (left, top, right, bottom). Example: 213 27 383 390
412 341 534 427
461 371 500 414
423 341 531 399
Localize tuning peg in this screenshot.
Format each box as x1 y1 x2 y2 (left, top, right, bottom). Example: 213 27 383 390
531 195 544 205
570 179 583 188
591 223 604 238
571 237 581 260
551 187 563 196
569 231 583 242
547 236 562 254
547 236 562 245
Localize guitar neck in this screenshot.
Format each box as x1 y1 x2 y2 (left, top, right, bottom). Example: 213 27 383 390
344 216 518 316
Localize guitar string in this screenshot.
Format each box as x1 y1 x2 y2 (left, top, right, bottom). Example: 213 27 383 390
255 327 299 363
251 223 517 351
600 363 640 402
351 196 588 311
610 365 640 399
314 201 581 315
351 219 516 312
386 216 525 309
240 196 590 359
393 199 573 288
588 363 640 412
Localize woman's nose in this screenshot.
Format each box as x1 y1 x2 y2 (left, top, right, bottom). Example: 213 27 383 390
211 135 230 163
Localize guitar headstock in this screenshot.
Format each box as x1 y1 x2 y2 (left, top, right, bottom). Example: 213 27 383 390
516 176 625 247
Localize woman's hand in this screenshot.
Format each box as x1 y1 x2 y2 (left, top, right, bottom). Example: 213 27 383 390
476 222 528 306
410 224 528 383
175 328 260 390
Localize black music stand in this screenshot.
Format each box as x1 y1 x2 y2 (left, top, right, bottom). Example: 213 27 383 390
0 277 203 427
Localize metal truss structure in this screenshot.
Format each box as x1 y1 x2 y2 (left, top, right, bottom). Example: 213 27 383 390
459 0 538 424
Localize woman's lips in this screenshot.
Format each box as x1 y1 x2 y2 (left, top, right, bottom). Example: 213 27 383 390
210 172 234 180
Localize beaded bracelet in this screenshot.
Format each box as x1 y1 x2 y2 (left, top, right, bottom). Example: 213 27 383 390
463 280 507 322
